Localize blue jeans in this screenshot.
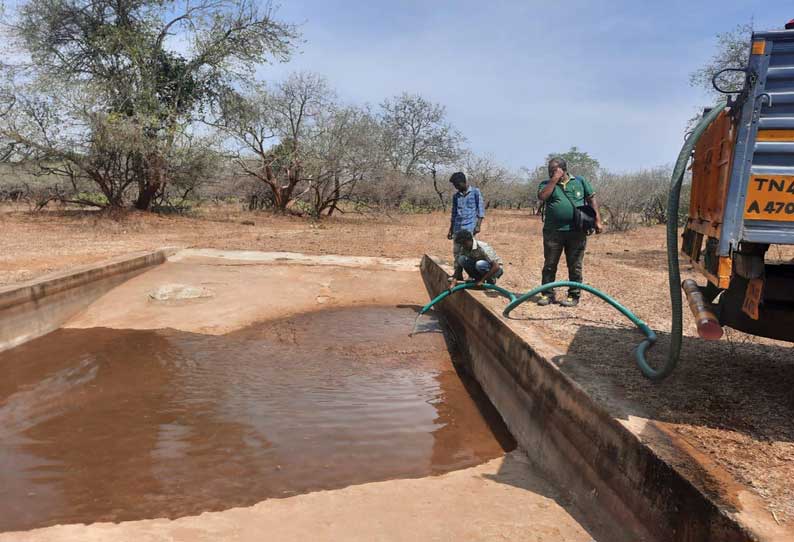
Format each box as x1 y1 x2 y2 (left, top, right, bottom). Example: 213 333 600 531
456 256 503 282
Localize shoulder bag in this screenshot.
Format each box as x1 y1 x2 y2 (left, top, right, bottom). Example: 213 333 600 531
560 177 596 234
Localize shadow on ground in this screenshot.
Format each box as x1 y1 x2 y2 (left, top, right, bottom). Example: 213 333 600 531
552 325 794 443
480 441 623 541
548 324 794 523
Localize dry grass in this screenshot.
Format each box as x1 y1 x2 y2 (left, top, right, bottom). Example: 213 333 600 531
1 203 793 523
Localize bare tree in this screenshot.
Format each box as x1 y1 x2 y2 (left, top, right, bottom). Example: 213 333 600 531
379 93 463 208
152 134 222 211
690 23 753 97
520 166 543 214
0 93 17 162
637 166 674 225
1 93 138 207
301 105 384 217
460 152 510 208
598 167 672 231
217 72 333 212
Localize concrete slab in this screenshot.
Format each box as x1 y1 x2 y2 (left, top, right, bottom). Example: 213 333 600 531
169 249 421 271
66 251 423 334
0 452 594 542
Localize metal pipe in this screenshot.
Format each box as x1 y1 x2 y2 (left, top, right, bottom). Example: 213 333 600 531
681 279 724 340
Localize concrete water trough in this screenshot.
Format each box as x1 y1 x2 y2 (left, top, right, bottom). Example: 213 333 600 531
0 249 594 542
0 249 788 541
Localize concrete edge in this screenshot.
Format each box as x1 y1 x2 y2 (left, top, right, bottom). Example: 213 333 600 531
0 248 179 311
420 254 782 542
0 248 175 352
168 249 421 271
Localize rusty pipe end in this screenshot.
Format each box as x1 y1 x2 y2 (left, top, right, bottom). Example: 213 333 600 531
681 279 724 340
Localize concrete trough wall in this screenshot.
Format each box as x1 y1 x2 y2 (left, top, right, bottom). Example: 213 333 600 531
0 249 172 352
420 255 762 542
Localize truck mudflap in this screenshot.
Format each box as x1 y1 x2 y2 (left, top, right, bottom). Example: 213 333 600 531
718 263 794 341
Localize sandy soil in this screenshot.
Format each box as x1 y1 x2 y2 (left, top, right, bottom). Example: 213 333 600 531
2 204 793 524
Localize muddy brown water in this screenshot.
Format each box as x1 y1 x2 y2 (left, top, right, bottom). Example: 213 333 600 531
0 306 514 532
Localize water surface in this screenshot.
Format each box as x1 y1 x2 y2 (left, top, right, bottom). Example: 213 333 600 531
0 306 513 532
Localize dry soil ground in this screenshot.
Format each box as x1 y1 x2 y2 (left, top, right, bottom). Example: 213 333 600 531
2 204 793 525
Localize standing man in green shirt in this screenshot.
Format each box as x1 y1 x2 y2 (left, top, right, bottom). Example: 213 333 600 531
536 157 603 307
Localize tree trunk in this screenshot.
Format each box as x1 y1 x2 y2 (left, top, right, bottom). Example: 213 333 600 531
327 173 341 216
265 161 301 212
135 153 165 211
134 183 158 210
272 187 287 211
431 168 446 211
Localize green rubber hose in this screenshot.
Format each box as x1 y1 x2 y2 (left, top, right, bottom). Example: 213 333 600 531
417 280 656 373
418 282 517 315
417 103 725 380
501 281 659 375
502 280 656 340
641 102 727 380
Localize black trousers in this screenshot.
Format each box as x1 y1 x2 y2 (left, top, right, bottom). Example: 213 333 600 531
541 230 587 298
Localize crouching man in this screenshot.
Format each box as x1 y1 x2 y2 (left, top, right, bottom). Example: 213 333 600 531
448 229 503 290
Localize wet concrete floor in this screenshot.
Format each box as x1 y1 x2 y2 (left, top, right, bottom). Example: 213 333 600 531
0 306 514 532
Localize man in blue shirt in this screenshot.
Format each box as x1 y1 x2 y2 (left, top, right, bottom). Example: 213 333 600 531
447 170 484 238
446 171 486 287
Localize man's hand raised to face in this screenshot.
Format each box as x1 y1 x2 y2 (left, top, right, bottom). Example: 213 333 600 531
539 167 565 202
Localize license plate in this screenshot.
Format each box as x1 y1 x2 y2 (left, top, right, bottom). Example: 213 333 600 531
744 175 794 221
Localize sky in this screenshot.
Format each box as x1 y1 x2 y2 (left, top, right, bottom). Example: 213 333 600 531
253 0 793 172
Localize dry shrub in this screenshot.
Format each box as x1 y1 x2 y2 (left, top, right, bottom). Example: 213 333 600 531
599 167 672 232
